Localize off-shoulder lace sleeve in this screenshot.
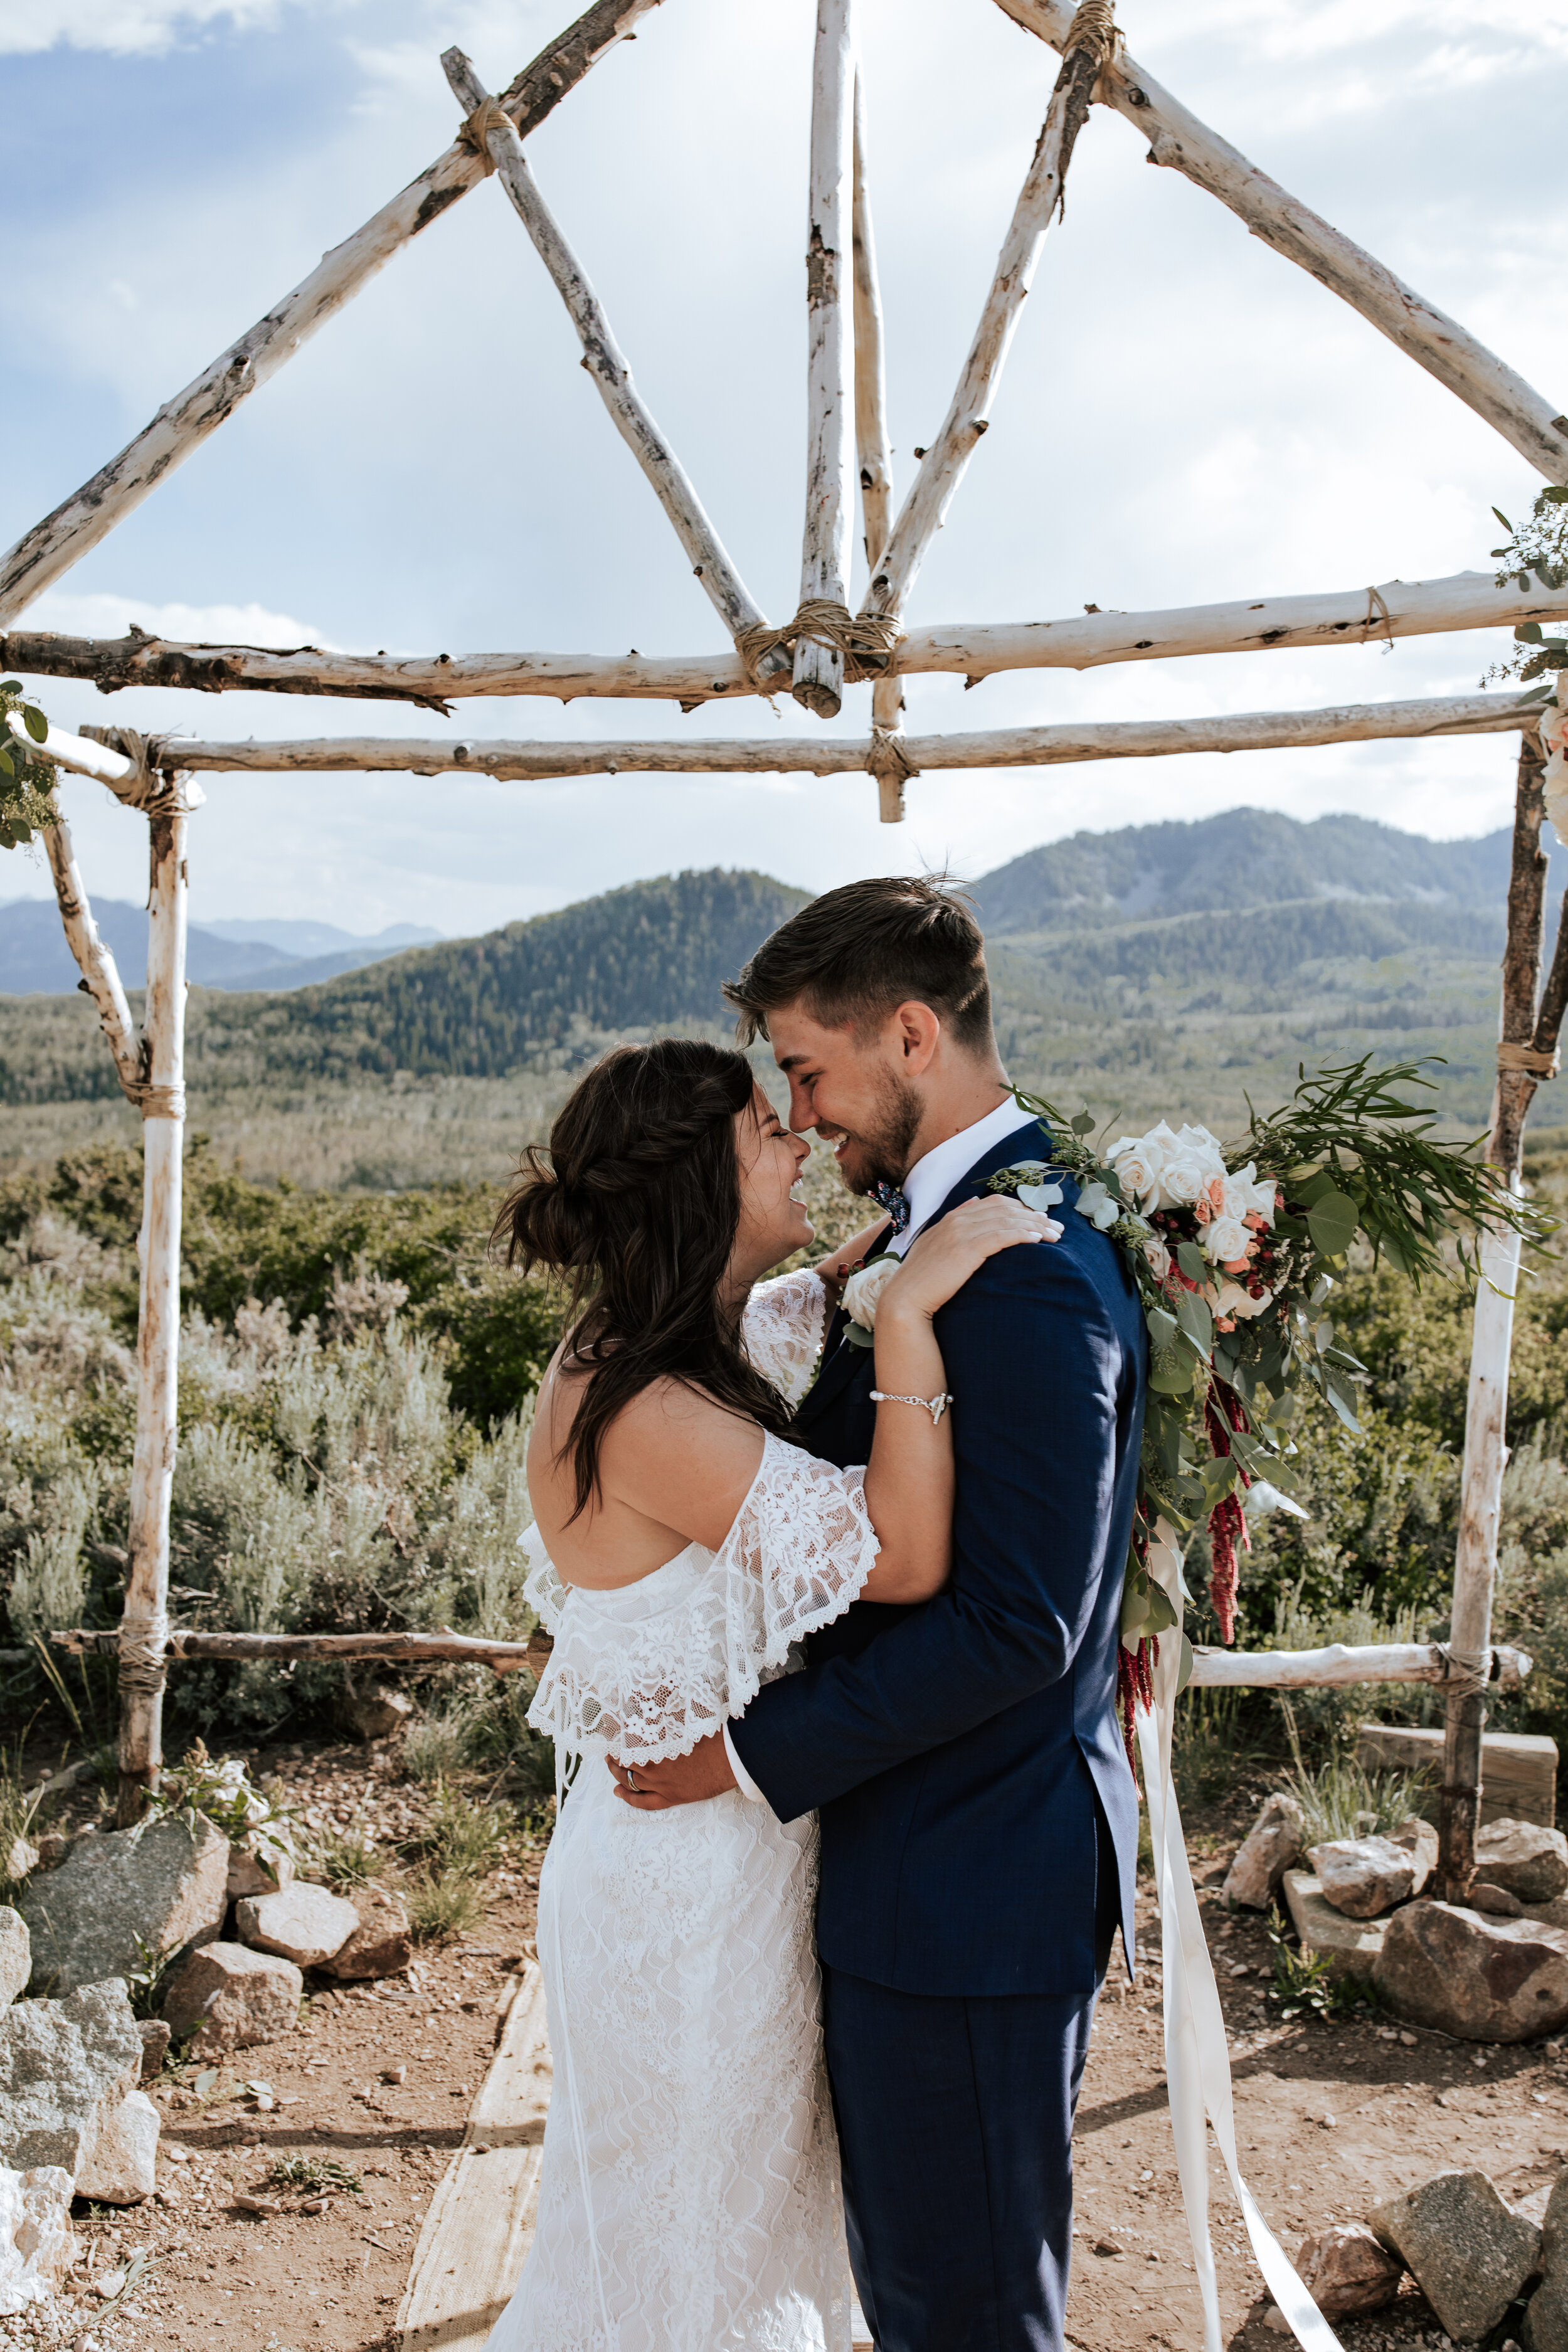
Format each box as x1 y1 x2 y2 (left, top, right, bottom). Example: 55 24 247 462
519 1520 567 1635
741 1268 832 1409
527 1431 879 1767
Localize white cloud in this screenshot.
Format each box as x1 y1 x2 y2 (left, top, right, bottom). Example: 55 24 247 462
1 0 293 58
26 593 334 649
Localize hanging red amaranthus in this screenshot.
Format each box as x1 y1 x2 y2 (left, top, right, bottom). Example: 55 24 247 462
1204 1382 1253 1643
1116 1634 1158 1779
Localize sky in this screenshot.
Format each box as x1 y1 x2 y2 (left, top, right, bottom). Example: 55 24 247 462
4 0 1568 940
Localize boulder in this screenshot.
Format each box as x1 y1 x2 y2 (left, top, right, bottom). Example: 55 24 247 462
1520 2170 1568 2352
1471 1883 1527 1919
342 1682 413 1742
3 1840 37 1888
1223 1793 1305 1910
161 1941 302 2056
1478 1821 1568 1905
0 1978 140 2174
19 1810 228 1996
75 2087 159 2205
1281 1870 1387 1981
135 2018 171 2081
1308 1836 1416 1920
1371 2169 1540 2342
226 1835 297 1901
0 2166 75 2318
1294 2222 1404 2319
235 1883 358 1969
1375 1900 1568 2042
1391 1814 1439 1896
320 1889 413 1981
0 1912 27 2011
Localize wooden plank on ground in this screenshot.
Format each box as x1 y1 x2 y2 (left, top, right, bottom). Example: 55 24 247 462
398 1961 551 2349
1356 1724 1559 1828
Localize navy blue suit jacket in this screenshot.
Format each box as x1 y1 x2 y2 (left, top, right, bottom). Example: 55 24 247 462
728 1123 1147 1999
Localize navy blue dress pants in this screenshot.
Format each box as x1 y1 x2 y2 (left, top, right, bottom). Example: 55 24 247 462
822 1820 1120 2352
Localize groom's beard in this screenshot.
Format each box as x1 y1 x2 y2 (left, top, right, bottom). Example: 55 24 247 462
824 1070 923 1198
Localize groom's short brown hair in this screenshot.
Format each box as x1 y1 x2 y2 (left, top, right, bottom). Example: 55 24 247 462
723 873 993 1051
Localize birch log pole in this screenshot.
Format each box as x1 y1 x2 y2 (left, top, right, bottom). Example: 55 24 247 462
1438 734 1561 1899
861 0 1115 630
992 0 1568 484
442 51 788 683
117 773 201 1825
793 0 857 718
40 797 145 1101
146 688 1540 781
851 74 894 578
8 571 1564 709
0 0 663 625
58 1626 554 1679
1188 1641 1531 1693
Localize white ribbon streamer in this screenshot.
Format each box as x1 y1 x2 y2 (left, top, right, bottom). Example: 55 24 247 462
1135 1524 1345 2352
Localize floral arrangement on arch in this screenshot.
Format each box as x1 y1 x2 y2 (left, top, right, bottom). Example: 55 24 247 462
977 1058 1554 1764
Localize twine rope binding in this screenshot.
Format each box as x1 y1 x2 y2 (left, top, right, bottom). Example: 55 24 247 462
734 602 904 693
458 95 514 173
867 724 919 784
1434 1641 1491 1699
135 1081 187 1121
118 1612 169 1699
1497 1039 1560 1078
1064 0 1118 70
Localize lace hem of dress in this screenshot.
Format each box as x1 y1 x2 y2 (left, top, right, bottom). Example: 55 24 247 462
524 1434 879 1766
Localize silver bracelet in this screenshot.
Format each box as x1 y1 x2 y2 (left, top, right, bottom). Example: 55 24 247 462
869 1389 953 1426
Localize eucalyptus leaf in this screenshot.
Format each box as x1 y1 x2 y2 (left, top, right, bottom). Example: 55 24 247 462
21 706 46 743
1176 1240 1208 1287
1306 1189 1360 1257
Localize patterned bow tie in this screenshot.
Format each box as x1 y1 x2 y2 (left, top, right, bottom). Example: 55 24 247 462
870 1180 911 1237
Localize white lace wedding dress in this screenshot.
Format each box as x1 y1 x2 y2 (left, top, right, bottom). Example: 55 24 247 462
483 1270 868 2352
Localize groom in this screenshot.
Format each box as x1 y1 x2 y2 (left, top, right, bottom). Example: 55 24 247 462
619 875 1147 2352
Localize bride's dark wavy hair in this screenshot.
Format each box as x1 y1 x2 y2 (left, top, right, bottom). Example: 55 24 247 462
494 1038 793 1520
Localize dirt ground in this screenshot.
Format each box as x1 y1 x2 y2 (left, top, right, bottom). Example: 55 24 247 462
8 1747 1566 2352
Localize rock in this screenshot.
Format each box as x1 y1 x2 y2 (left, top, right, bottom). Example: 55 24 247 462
3 1840 37 1888
1295 2222 1404 2319
75 2088 159 2205
0 1978 140 2174
0 2165 75 2317
1478 1821 1568 1905
1372 2169 1540 2340
1222 1793 1305 1910
1308 1835 1417 1919
31 1835 66 1871
0 1913 27 2011
161 1941 302 2055
320 1890 412 1981
1261 2307 1293 2335
1391 1814 1439 1895
235 1883 358 1969
1520 2170 1568 2352
1281 1870 1387 1980
226 1833 296 1902
1376 1900 1568 2042
1516 2183 1554 2229
1471 1882 1528 1919
342 1683 413 1742
135 2018 170 2082
19 1811 228 1996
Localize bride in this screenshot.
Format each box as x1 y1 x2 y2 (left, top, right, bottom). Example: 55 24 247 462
481 1037 1055 2352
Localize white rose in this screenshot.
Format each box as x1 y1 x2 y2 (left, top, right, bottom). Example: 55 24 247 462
1108 1121 1177 1207
1210 1278 1273 1322
1157 1151 1209 1209
842 1254 900 1331
1143 1234 1172 1281
1175 1122 1226 1160
1203 1214 1251 1265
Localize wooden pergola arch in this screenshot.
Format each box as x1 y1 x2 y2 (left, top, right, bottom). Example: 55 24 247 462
4 0 1567 1928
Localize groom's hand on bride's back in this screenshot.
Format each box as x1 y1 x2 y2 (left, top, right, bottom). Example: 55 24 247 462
609 1730 738 1810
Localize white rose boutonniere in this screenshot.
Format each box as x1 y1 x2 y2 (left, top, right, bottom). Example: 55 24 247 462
840 1253 901 1347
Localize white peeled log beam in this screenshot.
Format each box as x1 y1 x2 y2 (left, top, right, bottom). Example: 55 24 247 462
40 795 144 1101
57 1625 554 1679
0 1 664 626
8 571 1564 709
862 3 1113 627
155 689 1541 781
1187 1640 1531 1693
118 776 201 1825
793 0 857 718
850 71 894 576
994 0 1568 484
12 708 140 794
443 51 787 684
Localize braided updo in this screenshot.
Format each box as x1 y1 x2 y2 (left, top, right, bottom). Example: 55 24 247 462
495 1038 792 1518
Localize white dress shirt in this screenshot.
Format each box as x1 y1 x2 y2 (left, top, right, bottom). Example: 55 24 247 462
726 1091 1041 1800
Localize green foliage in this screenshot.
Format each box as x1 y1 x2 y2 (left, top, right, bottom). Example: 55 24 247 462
305 1816 381 1890
269 2154 361 2194
406 1865 490 1942
419 1778 509 1879
0 681 55 850
1264 1905 1382 2021
1483 490 1568 686
1273 1701 1433 1843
